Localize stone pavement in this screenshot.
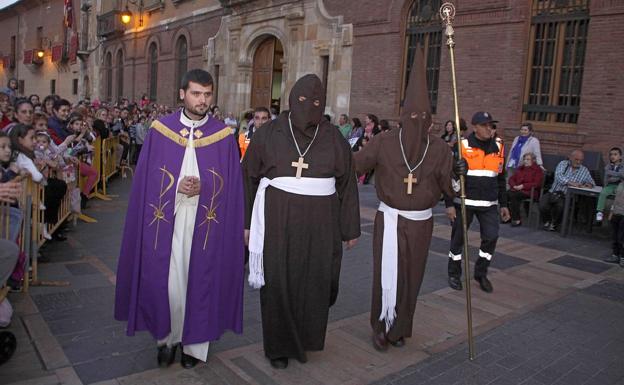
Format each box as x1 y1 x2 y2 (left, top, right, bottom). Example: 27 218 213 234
1 180 623 385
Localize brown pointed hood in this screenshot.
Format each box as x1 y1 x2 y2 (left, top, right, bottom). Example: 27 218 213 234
401 46 432 166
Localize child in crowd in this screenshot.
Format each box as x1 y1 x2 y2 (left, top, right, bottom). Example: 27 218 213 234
34 132 64 181
605 181 624 267
0 131 23 243
596 147 623 222
67 114 98 209
9 124 43 184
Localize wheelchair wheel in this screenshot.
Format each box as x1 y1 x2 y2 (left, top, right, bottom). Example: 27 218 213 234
0 331 17 366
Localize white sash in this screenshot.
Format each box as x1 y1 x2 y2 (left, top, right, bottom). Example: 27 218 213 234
378 201 432 332
248 176 337 289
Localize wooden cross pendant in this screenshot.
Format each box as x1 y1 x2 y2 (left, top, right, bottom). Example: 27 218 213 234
291 157 309 179
404 173 416 195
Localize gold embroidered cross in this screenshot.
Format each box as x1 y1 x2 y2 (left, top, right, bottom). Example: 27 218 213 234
199 169 224 250
148 167 175 250
179 128 190 137
194 129 204 139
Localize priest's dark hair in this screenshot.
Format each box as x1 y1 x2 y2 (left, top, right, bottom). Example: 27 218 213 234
181 69 214 91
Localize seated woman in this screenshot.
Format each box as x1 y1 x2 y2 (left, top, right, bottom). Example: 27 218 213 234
0 239 19 366
507 152 544 227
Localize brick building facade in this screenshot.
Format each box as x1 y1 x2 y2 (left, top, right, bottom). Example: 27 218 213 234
0 0 82 102
0 0 622 155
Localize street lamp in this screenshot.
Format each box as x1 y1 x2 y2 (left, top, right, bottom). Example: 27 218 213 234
119 0 144 27
36 50 45 59
120 6 132 24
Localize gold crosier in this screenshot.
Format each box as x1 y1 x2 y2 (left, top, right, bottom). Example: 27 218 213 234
148 166 175 250
199 168 224 250
440 2 475 360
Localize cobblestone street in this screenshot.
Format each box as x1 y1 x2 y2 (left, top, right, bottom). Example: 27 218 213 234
1 178 623 385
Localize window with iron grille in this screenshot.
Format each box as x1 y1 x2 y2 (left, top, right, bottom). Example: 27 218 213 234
175 36 188 101
116 50 124 101
105 52 113 101
148 43 158 101
403 0 442 114
523 0 589 126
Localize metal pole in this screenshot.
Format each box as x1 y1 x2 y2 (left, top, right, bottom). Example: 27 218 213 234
440 2 475 360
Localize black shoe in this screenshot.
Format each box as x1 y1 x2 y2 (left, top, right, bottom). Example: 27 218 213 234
511 220 522 227
270 357 288 369
603 254 620 264
0 331 17 366
6 278 21 292
37 253 51 264
181 351 199 369
475 276 493 293
448 276 463 291
80 193 88 210
388 337 405 348
53 232 67 242
157 344 177 368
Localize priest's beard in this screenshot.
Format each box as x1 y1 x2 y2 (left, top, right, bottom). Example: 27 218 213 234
184 103 208 120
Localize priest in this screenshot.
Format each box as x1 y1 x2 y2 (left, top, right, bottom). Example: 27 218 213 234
242 74 360 369
114 69 245 369
354 48 454 350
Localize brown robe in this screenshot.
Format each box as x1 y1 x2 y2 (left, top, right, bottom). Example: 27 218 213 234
354 130 454 341
242 112 361 362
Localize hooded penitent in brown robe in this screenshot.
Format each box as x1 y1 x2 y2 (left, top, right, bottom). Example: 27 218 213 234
354 48 454 344
242 75 360 364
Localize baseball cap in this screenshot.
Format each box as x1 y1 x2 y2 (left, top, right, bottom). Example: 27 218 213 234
471 111 498 125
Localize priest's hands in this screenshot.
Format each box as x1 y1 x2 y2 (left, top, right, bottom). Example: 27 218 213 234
178 176 201 197
344 238 358 250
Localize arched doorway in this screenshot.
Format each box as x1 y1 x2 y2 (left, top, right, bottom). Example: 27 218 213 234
250 36 283 112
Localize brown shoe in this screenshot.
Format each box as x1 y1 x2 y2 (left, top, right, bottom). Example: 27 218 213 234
372 332 388 352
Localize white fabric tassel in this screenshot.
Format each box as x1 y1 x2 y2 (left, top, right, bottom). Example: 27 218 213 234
248 251 265 289
380 288 396 332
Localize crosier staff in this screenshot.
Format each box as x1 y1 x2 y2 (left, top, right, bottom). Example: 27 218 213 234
440 2 475 360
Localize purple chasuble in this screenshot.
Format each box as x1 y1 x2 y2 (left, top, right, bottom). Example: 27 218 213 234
114 110 244 345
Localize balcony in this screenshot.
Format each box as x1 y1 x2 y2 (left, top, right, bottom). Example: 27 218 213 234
97 10 126 38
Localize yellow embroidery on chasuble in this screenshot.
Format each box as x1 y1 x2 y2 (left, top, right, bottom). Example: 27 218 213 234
148 166 175 250
179 128 190 137
151 121 231 149
199 169 224 250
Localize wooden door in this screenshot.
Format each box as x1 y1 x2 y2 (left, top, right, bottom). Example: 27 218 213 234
251 38 275 109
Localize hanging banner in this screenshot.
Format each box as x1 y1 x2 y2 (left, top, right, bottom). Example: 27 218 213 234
23 49 34 65
52 45 63 62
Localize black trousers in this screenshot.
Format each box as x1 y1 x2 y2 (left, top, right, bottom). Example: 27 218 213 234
507 190 529 221
448 204 499 279
44 178 67 224
612 214 624 257
539 192 565 226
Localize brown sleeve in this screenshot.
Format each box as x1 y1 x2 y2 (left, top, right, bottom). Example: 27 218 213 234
437 145 455 200
335 132 361 241
353 134 381 175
